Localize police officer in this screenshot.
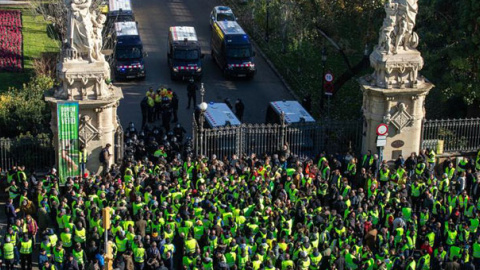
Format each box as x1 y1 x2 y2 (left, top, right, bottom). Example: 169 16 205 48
186 77 197 109
140 95 149 129
171 91 179 123
155 88 164 121
162 101 173 133
235 99 245 121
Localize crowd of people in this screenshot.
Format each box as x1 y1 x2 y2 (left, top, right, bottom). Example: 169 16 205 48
0 10 23 72
139 79 245 133
2 125 480 270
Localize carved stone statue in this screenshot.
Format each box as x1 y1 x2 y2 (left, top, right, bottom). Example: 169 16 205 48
369 0 424 89
66 0 106 62
91 12 106 62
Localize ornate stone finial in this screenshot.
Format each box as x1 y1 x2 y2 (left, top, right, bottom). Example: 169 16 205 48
370 0 424 89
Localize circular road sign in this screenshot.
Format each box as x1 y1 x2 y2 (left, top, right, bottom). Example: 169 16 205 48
376 123 389 136
324 72 334 83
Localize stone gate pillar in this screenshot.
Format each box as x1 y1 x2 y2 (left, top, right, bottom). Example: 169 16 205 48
45 6 123 175
359 0 434 161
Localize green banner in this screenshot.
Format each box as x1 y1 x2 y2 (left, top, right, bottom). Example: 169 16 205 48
57 102 79 184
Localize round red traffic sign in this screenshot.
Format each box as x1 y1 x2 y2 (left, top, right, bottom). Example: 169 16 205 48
324 72 334 83
376 123 389 136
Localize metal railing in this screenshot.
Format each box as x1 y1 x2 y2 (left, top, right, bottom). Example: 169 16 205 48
422 118 480 153
0 137 55 171
193 118 363 158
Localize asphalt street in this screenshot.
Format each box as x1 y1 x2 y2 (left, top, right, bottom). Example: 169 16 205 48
116 0 293 134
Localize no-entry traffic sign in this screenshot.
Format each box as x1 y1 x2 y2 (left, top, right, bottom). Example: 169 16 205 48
376 123 389 136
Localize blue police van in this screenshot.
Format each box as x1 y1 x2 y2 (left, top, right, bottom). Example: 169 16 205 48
211 21 256 79
113 21 146 80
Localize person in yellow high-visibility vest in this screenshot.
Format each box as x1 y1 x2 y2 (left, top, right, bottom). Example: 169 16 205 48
3 236 15 270
134 242 146 270
19 234 33 270
184 233 199 255
473 237 480 266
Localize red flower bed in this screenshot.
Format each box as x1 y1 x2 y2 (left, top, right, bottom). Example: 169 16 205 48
0 10 23 72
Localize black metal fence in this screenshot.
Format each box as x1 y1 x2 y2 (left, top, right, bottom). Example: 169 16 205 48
193 118 363 158
0 137 55 172
422 118 480 153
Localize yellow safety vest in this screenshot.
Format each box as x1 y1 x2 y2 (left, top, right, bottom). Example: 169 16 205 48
74 228 86 243
162 244 174 259
3 243 14 259
54 248 65 263
20 240 32 254
473 242 480 258
185 238 197 254
61 232 72 247
73 249 84 265
116 237 128 252
134 247 145 263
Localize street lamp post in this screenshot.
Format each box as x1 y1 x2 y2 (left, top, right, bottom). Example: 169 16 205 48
198 83 208 156
266 0 270 42
320 47 327 115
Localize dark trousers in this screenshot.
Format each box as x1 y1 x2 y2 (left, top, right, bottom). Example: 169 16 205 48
155 103 162 120
135 262 145 270
148 107 155 123
5 259 14 270
20 253 32 270
187 95 196 108
141 108 147 129
173 109 178 122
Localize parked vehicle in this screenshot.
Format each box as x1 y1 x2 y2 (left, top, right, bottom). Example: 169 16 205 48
266 100 315 124
167 26 204 81
196 102 241 128
107 0 135 22
211 21 256 78
209 6 236 28
113 21 146 80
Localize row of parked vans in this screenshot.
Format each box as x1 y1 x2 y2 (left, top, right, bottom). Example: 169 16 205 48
102 0 256 81
199 100 315 128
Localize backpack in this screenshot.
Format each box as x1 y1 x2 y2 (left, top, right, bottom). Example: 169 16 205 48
99 148 106 162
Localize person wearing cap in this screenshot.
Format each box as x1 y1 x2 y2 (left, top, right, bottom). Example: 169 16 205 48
38 247 50 267
3 236 14 270
19 234 33 270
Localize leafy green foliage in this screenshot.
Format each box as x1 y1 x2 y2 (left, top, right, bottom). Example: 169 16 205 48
418 0 480 118
0 76 54 137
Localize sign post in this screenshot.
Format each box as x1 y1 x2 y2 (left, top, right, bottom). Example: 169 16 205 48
376 124 389 174
57 102 79 185
324 71 334 119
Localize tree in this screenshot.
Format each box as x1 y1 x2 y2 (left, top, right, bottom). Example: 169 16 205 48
0 76 54 137
415 0 480 117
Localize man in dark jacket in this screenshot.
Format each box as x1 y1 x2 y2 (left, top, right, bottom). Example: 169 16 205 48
5 198 16 227
64 253 80 270
235 99 245 121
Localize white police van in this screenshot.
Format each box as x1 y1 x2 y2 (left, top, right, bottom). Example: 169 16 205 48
196 102 241 128
266 100 315 124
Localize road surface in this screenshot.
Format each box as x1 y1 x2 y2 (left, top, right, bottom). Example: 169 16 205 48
116 0 293 134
